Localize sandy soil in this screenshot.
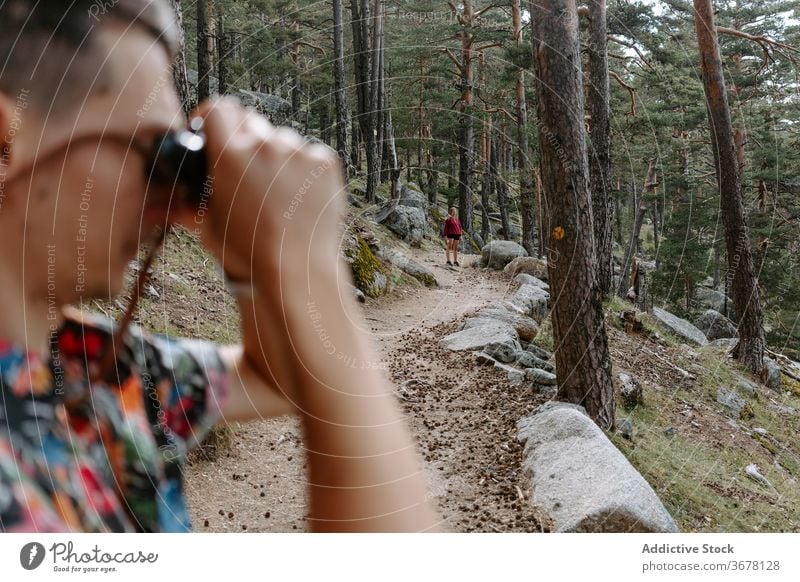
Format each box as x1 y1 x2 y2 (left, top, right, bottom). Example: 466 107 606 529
184 247 549 532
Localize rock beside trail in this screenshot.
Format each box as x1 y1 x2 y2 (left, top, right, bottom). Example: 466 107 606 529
352 286 366 303
517 402 679 532
717 388 751 419
694 309 737 341
523 343 552 361
481 240 528 270
765 359 782 392
397 183 428 212
695 287 728 313
482 341 519 364
503 256 548 280
736 377 758 397
525 368 557 386
652 307 709 346
508 284 550 321
515 350 554 372
469 307 540 342
378 248 438 287
381 205 427 246
618 373 643 410
513 273 549 291
494 362 526 386
708 338 737 348
440 321 520 354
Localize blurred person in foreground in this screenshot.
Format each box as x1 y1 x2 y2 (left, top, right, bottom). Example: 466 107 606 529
0 0 439 533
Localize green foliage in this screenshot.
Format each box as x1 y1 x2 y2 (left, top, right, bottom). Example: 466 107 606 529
174 0 800 355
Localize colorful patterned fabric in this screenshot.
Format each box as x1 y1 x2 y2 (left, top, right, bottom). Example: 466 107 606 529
0 311 229 532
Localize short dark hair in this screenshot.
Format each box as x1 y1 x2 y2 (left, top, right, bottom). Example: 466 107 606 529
0 0 179 111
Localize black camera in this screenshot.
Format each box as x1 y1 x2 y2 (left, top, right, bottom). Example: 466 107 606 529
147 117 208 206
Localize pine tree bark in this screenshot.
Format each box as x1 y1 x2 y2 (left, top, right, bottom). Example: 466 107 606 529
454 0 476 235
512 0 535 255
216 14 228 95
333 0 350 179
694 0 765 376
586 0 614 296
531 0 615 429
367 0 384 196
168 0 192 113
351 0 378 201
196 0 211 102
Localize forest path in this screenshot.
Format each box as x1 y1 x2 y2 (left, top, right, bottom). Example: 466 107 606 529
185 247 548 532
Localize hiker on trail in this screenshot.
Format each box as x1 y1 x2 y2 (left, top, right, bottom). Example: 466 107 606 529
443 207 463 267
0 0 438 533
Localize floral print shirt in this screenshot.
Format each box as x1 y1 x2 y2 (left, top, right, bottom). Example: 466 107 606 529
0 311 229 532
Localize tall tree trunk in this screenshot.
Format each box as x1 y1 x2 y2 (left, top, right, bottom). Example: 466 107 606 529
512 0 535 255
531 0 615 429
196 0 211 102
168 0 192 113
456 0 476 236
367 0 384 196
216 14 228 95
491 137 511 240
535 166 545 258
333 0 350 179
351 0 376 200
480 155 492 243
350 115 361 173
694 0 765 376
587 0 613 296
618 159 656 298
385 107 400 198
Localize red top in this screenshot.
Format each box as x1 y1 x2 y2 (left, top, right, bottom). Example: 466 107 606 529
444 215 462 236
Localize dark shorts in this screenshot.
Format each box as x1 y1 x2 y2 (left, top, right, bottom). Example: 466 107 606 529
446 234 461 241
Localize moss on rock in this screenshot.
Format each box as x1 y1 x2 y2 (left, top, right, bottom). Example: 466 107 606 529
346 236 388 298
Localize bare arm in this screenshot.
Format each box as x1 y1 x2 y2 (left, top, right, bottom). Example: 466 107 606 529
184 97 440 532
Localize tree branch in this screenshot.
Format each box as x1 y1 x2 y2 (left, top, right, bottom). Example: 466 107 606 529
475 4 497 18
610 71 637 116
441 47 465 73
607 34 653 70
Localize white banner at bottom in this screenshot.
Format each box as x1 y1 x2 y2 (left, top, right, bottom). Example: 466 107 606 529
1 533 797 581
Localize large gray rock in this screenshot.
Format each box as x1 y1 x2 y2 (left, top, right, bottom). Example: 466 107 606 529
397 183 428 212
695 287 728 313
515 350 554 372
619 373 643 410
440 321 520 354
504 256 548 280
525 368 557 386
378 204 427 246
483 341 519 364
481 240 528 270
517 403 680 532
708 337 737 349
513 273 549 291
765 359 782 392
524 343 552 361
494 362 526 386
717 388 749 418
508 284 550 321
378 248 438 287
694 309 738 341
233 89 292 124
652 307 708 346
471 307 540 342
735 377 758 397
